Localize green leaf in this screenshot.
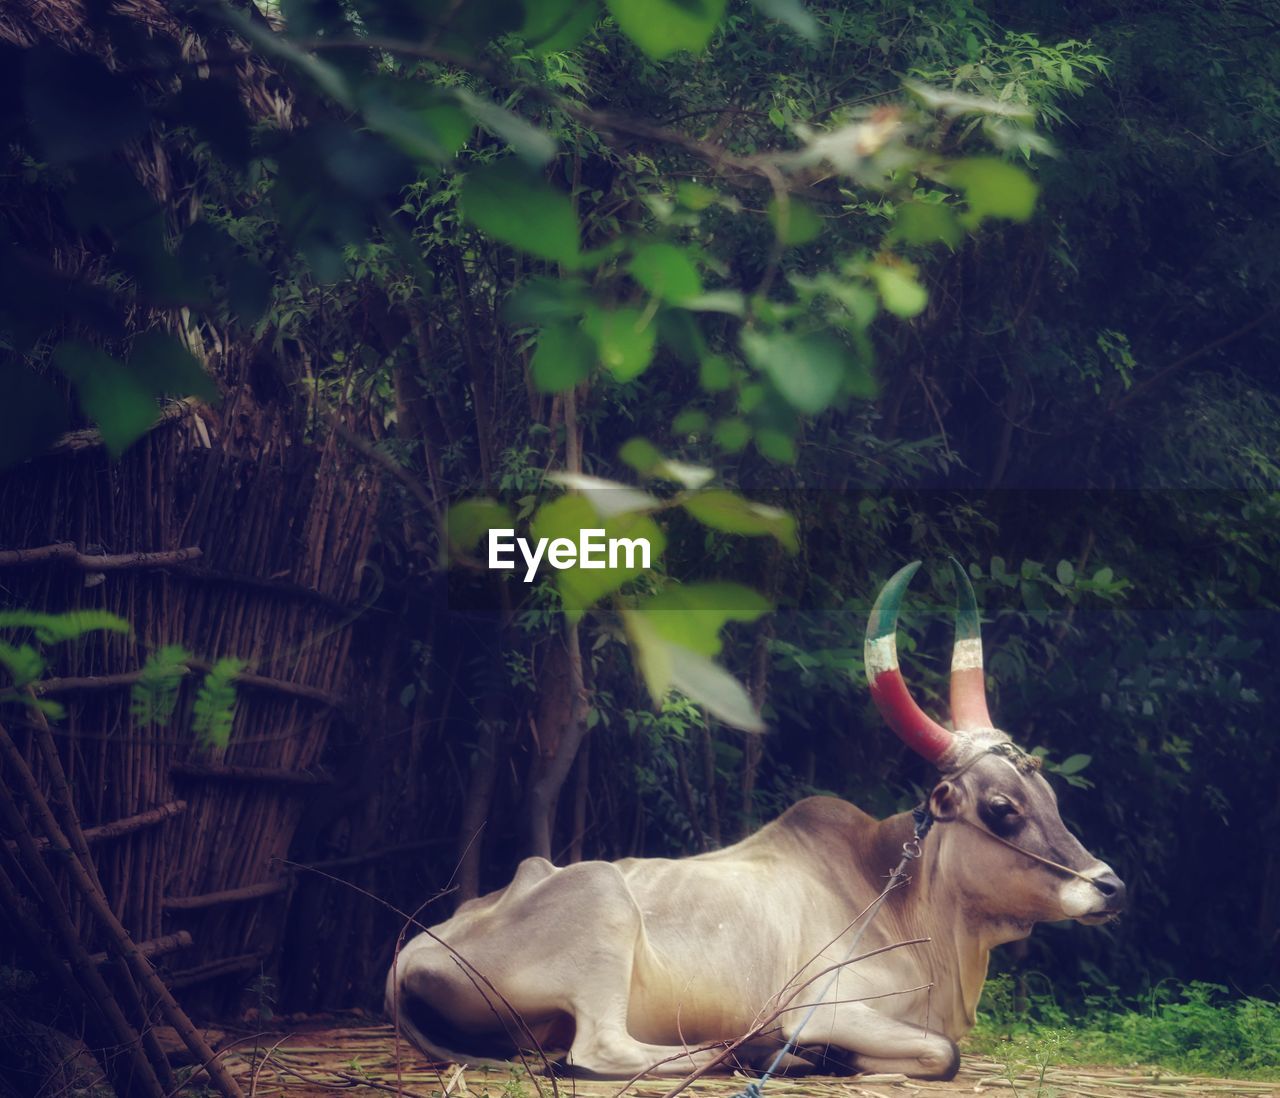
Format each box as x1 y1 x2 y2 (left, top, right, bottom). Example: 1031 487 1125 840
1094 566 1115 585
30 697 65 720
638 582 770 656
546 472 661 518
904 80 1036 123
460 161 580 263
532 496 666 621
893 202 961 248
682 291 746 316
713 417 751 453
360 81 473 163
504 278 588 326
751 0 820 41
129 332 219 403
619 440 714 487
52 341 157 457
869 263 928 318
606 0 727 58
456 89 557 166
1057 753 1092 775
673 409 709 434
0 642 45 687
519 0 600 53
0 610 130 644
652 459 715 488
219 8 353 108
622 609 764 732
767 197 822 246
755 428 797 464
699 355 733 391
740 329 848 414
620 437 663 475
531 323 595 392
622 608 674 699
131 644 191 727
583 306 656 381
192 657 246 749
447 499 515 550
682 489 799 552
946 157 1039 226
1056 559 1076 585
668 644 766 732
628 243 703 302
676 182 722 210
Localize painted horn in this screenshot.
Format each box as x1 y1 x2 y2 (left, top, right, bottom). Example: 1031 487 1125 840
948 557 993 731
864 561 954 764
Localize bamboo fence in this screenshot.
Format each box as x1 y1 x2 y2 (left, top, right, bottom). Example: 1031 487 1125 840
0 388 379 993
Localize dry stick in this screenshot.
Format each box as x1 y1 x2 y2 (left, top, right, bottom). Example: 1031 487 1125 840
163 877 288 910
72 800 186 846
263 1056 438 1098
90 930 193 966
166 953 267 990
0 859 112 1045
0 768 168 1098
248 1032 294 1098
24 693 179 1094
0 720 246 1098
41 400 199 456
0 543 203 569
28 664 346 709
10 801 186 853
170 761 334 785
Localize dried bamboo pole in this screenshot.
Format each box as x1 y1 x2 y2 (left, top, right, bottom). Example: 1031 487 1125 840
0 719 245 1098
170 562 356 615
23 692 178 1092
90 930 193 966
166 952 267 989
0 768 168 1098
0 859 104 1038
0 543 203 569
171 761 334 785
41 400 199 456
78 799 186 844
163 877 288 910
28 664 345 708
12 776 181 848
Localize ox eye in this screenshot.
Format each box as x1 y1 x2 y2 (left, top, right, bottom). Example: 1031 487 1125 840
983 798 1021 830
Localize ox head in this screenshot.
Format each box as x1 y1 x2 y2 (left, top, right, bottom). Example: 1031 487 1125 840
865 560 1126 930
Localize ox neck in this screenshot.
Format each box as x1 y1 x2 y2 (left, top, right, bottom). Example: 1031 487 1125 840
891 811 1029 1033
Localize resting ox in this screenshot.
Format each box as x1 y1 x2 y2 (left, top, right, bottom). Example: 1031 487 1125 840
386 561 1125 1080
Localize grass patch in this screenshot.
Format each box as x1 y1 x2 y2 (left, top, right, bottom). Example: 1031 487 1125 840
968 977 1280 1081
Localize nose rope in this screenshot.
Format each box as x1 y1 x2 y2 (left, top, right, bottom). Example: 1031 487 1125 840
955 816 1097 883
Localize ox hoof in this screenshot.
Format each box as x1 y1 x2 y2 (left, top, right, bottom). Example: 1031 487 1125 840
921 1039 961 1081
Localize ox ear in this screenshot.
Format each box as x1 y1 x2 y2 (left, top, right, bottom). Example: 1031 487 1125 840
929 780 961 821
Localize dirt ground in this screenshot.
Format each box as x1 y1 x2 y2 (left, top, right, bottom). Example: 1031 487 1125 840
173 1019 1279 1098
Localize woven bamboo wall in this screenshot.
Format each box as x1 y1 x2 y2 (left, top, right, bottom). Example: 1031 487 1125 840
0 390 379 1010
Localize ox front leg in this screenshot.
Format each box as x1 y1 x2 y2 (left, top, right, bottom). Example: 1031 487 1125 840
567 1009 723 1078
781 1003 959 1081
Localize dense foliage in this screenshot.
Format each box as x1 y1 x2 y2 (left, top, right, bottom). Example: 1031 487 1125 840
1 0 1277 1016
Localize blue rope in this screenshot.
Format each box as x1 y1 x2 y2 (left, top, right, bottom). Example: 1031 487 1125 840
728 806 933 1098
